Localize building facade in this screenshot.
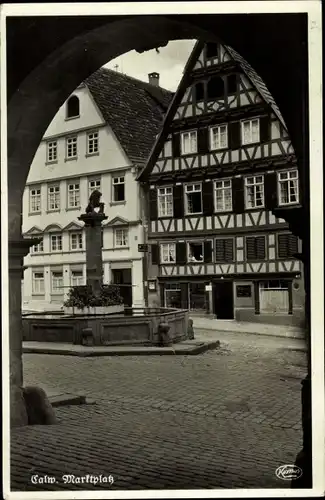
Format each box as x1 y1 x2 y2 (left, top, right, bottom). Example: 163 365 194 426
139 41 305 326
22 69 172 311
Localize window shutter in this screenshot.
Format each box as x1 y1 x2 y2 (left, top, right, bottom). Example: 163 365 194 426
172 133 180 158
224 239 234 262
264 172 278 210
256 236 266 260
277 234 288 259
246 237 256 261
204 240 212 263
215 239 225 262
149 188 158 221
198 127 209 154
151 244 159 265
173 185 184 219
176 242 187 265
260 116 270 143
232 177 245 214
202 182 214 215
288 234 298 257
229 122 241 150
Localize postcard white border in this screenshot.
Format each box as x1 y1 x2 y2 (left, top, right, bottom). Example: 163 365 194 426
1 1 323 499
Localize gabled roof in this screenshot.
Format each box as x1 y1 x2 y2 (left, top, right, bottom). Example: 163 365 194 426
24 225 43 236
62 221 84 232
137 41 205 181
105 216 129 227
138 40 288 181
85 68 173 164
224 45 286 128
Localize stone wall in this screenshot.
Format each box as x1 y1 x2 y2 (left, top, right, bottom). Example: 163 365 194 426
22 308 189 346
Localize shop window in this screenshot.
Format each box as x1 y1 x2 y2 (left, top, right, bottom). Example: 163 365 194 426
189 283 207 312
164 283 181 309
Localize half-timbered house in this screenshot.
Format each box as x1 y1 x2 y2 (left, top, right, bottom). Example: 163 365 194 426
138 41 304 326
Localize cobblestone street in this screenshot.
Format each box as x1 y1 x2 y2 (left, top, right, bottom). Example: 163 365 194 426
11 332 307 491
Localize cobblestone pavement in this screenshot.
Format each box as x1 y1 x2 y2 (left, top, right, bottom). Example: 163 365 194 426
10 333 307 491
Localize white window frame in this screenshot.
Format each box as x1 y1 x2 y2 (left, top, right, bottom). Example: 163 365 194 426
88 178 101 197
51 270 64 294
87 131 99 155
160 243 176 264
70 269 84 287
32 271 45 295
112 176 125 202
214 178 232 212
187 241 204 263
66 137 78 159
47 185 60 211
32 238 44 254
209 124 228 151
29 187 41 213
70 232 83 251
185 183 203 215
278 170 299 206
50 233 62 252
114 228 128 248
181 130 197 155
244 175 265 209
46 141 58 162
157 186 173 218
241 118 260 145
67 182 80 209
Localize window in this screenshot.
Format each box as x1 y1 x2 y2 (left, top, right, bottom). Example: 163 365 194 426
112 176 125 202
215 238 234 262
164 283 181 308
158 187 173 217
68 182 80 208
206 42 219 58
46 141 57 162
246 236 266 261
245 175 264 209
66 137 77 159
87 131 99 155
66 95 80 119
227 74 237 94
181 131 197 155
70 232 83 250
188 242 203 263
29 187 41 213
50 234 62 252
195 82 204 101
51 270 63 293
189 283 207 312
185 183 202 214
32 238 44 254
214 179 232 212
241 118 260 145
47 185 60 211
277 233 298 259
210 124 228 150
70 269 84 287
88 178 101 197
207 76 224 99
114 228 128 247
278 170 299 205
160 243 176 263
32 271 44 294
259 280 289 314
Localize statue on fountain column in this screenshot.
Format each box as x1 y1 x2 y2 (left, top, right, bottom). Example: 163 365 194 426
85 189 105 215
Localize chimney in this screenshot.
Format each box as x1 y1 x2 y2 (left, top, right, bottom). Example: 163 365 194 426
148 72 160 87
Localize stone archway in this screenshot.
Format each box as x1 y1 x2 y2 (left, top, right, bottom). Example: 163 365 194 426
6 14 309 428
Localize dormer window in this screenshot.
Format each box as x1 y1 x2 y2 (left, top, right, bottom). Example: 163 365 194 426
66 95 80 119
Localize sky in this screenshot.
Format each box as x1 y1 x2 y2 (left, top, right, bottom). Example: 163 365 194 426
104 39 197 91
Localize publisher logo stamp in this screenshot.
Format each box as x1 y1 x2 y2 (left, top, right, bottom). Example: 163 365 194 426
275 465 303 481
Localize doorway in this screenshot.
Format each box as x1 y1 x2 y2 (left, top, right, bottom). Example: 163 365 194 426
111 268 132 307
213 281 234 319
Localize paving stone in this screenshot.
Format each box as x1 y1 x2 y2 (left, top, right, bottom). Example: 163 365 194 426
9 332 307 491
